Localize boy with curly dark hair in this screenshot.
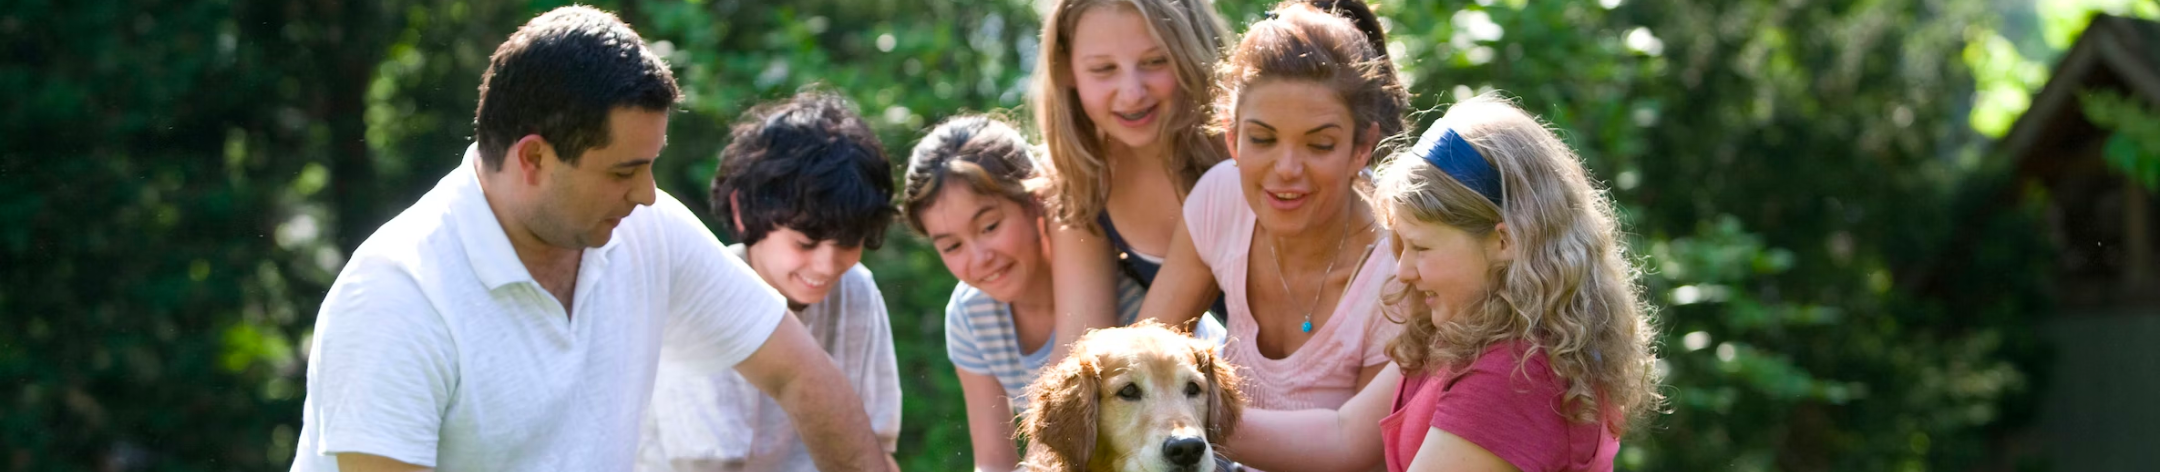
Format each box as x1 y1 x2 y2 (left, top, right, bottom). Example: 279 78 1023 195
639 90 902 471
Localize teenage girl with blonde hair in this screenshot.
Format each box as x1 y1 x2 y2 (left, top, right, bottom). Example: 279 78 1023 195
1031 0 1234 363
1225 94 1665 472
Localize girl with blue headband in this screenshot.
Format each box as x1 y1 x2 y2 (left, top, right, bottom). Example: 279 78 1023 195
1224 94 1666 472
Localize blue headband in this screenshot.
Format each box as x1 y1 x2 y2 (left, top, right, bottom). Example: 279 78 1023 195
1412 125 1503 205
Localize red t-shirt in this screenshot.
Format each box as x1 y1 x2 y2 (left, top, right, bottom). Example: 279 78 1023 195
1379 341 1619 472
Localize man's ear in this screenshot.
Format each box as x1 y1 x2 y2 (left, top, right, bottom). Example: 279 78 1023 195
509 134 554 186
729 191 747 235
1488 222 1513 263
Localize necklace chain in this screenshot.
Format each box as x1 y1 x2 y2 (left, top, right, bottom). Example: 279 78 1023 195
1270 220 1365 333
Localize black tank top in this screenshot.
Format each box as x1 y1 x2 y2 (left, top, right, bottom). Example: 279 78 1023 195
1099 212 1230 323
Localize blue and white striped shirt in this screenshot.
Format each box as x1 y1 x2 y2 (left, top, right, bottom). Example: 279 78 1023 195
944 276 1224 411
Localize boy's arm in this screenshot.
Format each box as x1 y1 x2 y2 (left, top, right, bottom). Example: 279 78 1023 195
851 273 905 458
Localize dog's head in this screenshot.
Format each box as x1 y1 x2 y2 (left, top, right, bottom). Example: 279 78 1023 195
1019 320 1243 472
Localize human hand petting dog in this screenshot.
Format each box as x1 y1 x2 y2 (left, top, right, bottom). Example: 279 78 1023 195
1018 320 1244 472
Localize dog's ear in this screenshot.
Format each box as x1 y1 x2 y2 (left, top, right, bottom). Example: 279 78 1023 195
1197 340 1243 443
1021 344 1099 470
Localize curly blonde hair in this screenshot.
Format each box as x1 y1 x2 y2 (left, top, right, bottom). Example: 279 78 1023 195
1375 94 1663 435
1030 0 1231 232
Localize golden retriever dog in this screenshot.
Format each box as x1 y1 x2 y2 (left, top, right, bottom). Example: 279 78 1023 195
1019 321 1243 472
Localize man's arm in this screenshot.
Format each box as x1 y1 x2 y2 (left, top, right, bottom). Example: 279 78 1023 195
299 258 455 470
735 315 885 472
337 453 433 472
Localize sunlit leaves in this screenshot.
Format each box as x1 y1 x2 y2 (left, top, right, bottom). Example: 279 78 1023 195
2083 90 2160 190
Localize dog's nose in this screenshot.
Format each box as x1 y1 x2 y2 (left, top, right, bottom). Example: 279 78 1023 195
1162 436 1207 466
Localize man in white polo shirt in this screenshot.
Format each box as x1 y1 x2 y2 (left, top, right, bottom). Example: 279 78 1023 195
288 6 885 471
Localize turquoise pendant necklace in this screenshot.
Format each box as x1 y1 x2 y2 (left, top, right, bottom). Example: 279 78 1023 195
1270 222 1354 334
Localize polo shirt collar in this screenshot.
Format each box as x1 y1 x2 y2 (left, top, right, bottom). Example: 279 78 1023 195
451 144 537 290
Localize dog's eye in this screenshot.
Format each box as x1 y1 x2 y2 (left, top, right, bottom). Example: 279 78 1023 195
1185 381 1202 397
1116 384 1141 400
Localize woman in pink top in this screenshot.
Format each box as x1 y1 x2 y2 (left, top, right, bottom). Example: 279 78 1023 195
1224 96 1665 471
1140 0 1409 411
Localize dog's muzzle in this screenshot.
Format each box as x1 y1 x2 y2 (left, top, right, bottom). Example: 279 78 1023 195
1163 435 1208 468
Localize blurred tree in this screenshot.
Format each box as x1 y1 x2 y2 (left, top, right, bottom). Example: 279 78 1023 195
0 0 384 468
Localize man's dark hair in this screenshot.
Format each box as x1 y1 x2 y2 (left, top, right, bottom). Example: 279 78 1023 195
711 91 897 249
474 6 679 171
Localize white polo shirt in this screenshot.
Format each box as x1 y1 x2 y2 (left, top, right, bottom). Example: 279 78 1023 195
290 146 786 471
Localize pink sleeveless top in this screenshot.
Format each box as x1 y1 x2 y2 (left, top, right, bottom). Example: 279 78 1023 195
1380 341 1619 472
1184 161 1404 410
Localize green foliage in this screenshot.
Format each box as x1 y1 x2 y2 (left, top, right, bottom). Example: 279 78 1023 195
2083 90 2160 190
1966 29 2049 139
1965 0 2157 140
2 0 2069 470
0 0 349 468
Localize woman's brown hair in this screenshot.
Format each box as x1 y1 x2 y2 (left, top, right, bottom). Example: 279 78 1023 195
1212 0 1408 157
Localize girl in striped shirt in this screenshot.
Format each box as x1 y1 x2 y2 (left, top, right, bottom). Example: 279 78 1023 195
900 115 1222 472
